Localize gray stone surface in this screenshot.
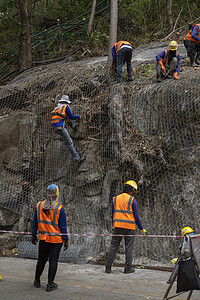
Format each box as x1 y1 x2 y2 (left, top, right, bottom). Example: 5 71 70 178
0 257 199 300
0 42 199 266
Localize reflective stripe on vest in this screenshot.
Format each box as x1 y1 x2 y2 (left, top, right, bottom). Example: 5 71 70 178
37 201 63 243
162 50 179 65
38 201 60 227
51 105 68 127
113 194 136 230
114 41 132 54
184 24 200 44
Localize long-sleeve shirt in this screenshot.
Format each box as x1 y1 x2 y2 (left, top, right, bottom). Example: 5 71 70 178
111 42 132 68
112 197 143 230
32 206 68 240
156 50 181 74
191 25 200 42
51 105 80 128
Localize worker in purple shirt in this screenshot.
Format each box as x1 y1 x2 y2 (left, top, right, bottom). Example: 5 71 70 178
51 95 81 162
184 23 200 66
105 180 147 274
155 41 181 83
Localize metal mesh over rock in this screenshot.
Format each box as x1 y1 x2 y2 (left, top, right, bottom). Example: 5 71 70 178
0 59 200 265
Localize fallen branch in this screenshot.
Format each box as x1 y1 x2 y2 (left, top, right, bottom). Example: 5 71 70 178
161 16 200 41
173 7 183 31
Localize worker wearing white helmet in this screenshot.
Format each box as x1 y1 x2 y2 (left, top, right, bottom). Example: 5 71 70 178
105 180 147 274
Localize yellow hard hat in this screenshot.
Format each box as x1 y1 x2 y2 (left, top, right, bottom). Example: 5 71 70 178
169 41 178 50
181 227 194 237
125 180 138 193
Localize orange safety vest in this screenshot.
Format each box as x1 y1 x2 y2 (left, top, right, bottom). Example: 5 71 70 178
37 201 63 243
184 24 200 45
51 105 68 127
162 50 179 65
113 193 136 230
114 41 132 54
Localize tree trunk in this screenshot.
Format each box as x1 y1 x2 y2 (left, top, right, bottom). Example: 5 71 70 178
19 0 32 70
167 0 173 32
107 0 118 72
106 84 125 162
87 0 97 34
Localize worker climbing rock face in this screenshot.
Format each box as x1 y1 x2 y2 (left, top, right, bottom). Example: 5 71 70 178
184 23 200 66
105 180 147 274
155 41 181 83
32 184 68 292
111 41 134 83
51 95 81 162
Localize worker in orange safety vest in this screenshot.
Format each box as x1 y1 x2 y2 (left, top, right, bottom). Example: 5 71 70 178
184 24 200 66
111 41 134 83
32 184 68 292
105 180 147 274
51 95 81 162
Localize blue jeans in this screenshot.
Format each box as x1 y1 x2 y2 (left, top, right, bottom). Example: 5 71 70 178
53 127 80 161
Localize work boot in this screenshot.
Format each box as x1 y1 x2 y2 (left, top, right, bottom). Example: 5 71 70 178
190 57 195 66
124 267 135 274
195 56 200 65
105 266 111 274
74 156 86 167
33 279 41 288
46 282 58 292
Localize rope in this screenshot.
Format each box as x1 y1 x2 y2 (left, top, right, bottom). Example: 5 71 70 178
0 229 182 238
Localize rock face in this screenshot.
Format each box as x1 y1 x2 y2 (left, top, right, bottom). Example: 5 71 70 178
0 58 200 265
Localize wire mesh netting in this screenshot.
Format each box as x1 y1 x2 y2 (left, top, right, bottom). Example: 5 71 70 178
0 61 200 265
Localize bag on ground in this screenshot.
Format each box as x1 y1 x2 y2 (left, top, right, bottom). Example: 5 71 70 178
177 258 200 293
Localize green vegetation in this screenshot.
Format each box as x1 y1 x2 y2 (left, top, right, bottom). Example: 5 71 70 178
137 64 155 78
0 0 199 71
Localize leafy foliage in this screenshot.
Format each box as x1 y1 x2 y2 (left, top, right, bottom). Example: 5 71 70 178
0 0 200 66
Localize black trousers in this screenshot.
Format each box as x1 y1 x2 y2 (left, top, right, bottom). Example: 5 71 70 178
116 47 133 80
184 40 200 64
35 240 62 284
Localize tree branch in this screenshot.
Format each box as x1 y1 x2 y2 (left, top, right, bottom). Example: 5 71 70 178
173 7 183 31
161 16 200 41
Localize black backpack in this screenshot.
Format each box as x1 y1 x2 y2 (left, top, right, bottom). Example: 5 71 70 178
177 235 200 293
177 258 200 292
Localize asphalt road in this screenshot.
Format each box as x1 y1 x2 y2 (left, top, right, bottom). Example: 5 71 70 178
0 257 199 300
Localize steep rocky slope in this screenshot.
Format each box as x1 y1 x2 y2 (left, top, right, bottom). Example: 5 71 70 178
0 47 199 265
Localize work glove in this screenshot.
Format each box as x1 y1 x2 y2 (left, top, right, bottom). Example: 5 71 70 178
173 72 179 80
158 60 165 73
63 240 69 251
31 234 38 245
140 228 147 235
171 258 178 265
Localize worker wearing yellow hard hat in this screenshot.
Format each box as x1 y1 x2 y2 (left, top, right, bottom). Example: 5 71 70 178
105 180 147 274
171 226 195 265
155 40 181 82
181 226 194 237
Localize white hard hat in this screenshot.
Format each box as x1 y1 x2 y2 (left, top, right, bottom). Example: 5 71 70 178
58 95 71 105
